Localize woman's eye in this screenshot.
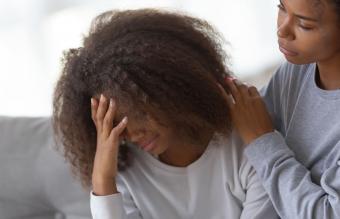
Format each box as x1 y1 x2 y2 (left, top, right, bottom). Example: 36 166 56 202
299 25 314 31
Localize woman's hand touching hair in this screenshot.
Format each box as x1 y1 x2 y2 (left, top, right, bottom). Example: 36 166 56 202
217 77 274 145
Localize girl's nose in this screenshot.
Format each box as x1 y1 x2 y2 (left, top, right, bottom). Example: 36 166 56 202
126 129 147 143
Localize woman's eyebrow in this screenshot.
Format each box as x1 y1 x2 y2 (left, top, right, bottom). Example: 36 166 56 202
279 0 319 22
295 13 319 22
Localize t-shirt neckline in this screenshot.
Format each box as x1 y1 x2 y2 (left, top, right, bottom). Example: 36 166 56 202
136 132 221 174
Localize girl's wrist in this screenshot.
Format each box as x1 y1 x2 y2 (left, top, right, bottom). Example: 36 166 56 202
92 177 118 196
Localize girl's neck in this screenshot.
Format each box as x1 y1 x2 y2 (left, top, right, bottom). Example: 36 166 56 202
158 131 214 167
316 55 340 90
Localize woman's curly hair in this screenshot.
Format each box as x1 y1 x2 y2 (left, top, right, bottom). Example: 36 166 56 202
333 0 340 19
52 8 233 189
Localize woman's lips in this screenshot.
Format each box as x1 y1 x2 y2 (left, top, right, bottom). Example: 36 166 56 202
279 44 298 57
139 135 159 151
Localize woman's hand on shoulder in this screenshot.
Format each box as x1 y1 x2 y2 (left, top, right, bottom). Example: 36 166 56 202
217 77 274 145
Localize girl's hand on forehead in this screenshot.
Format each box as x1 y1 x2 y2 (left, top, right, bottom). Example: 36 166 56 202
217 78 274 145
90 94 128 195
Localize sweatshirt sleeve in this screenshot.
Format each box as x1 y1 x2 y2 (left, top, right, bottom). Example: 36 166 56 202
244 63 340 218
90 176 142 219
239 152 279 219
244 131 340 219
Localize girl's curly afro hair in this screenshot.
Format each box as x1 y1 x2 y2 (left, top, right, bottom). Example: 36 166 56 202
52 8 233 189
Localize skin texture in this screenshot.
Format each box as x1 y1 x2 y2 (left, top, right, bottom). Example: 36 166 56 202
220 0 340 145
52 9 232 190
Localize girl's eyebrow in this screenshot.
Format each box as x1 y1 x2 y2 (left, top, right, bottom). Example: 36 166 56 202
279 0 319 22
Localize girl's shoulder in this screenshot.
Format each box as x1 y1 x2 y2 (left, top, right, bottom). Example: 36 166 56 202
215 131 262 193
213 131 250 172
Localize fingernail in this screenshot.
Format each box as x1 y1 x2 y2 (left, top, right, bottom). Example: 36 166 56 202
122 116 128 123
225 76 234 82
217 83 224 90
91 98 94 105
109 98 114 107
234 79 242 85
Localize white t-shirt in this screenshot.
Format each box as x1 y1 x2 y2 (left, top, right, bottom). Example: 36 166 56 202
90 131 278 219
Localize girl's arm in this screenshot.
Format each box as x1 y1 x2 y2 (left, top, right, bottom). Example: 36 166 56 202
90 176 142 219
90 95 142 219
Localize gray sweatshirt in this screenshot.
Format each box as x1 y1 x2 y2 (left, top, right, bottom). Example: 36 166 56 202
244 62 340 219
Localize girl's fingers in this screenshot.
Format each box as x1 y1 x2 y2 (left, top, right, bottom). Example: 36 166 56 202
102 98 116 138
96 94 109 132
109 116 128 141
91 97 98 126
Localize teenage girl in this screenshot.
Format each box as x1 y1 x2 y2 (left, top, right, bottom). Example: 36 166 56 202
52 9 278 219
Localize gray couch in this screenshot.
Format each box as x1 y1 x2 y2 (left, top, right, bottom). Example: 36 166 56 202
0 116 92 219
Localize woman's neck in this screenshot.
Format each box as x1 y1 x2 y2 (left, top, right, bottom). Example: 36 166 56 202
316 55 340 90
158 131 214 167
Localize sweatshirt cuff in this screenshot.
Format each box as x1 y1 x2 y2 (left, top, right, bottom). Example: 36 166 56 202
90 190 124 219
244 130 294 170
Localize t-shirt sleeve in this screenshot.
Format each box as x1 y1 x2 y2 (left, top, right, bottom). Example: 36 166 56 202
90 191 126 219
239 151 279 219
90 176 142 219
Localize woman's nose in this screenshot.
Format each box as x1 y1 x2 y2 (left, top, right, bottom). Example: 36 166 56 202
277 27 291 39
277 18 295 41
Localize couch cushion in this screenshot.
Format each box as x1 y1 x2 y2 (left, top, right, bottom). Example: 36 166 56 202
0 116 91 219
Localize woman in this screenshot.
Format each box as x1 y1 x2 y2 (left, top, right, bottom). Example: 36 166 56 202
221 0 340 218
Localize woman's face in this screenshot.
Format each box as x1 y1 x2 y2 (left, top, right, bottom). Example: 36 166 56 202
277 0 340 64
120 112 175 156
